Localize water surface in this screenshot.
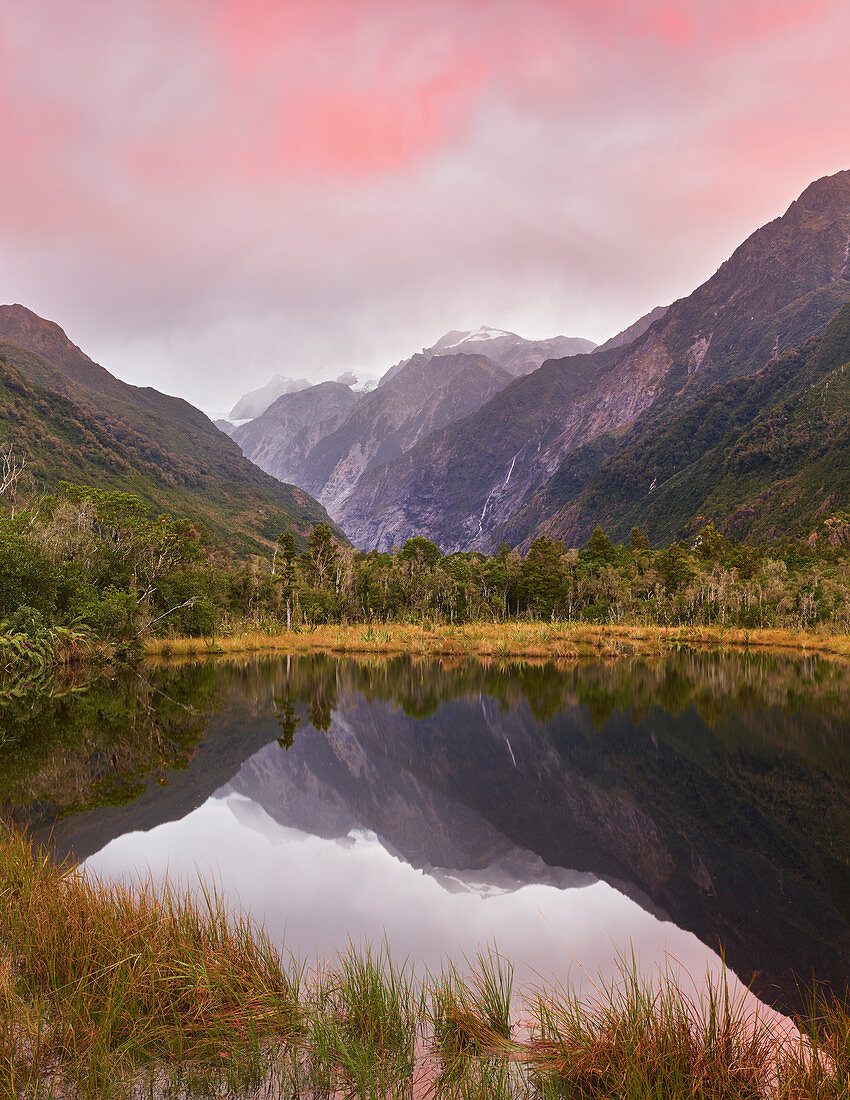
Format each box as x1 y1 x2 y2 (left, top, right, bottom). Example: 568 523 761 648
6 651 850 1015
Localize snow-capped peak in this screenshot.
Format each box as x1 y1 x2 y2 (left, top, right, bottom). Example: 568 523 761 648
441 326 516 350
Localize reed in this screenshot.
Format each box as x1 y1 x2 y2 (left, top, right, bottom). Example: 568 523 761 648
2 830 849 1098
526 961 777 1099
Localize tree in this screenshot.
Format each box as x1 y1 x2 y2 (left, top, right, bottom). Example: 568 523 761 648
654 543 695 595
305 524 340 590
581 527 618 567
630 527 649 553
519 537 567 618
0 535 57 617
400 536 442 570
0 443 26 519
275 530 298 630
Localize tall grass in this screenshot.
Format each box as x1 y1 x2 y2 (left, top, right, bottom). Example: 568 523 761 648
2 830 848 1098
142 620 850 663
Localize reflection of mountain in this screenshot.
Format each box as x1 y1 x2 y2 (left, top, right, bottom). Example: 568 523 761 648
222 791 595 898
220 682 850 1017
217 713 599 898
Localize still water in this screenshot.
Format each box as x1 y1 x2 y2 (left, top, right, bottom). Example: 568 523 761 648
6 651 850 1015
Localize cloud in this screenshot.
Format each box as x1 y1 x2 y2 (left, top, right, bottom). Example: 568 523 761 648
0 0 848 413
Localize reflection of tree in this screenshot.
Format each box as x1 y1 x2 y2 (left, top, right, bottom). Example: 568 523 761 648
274 695 300 750
0 663 222 831
307 687 335 733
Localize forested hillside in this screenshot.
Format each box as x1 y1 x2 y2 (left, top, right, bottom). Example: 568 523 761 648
0 307 342 553
507 299 850 548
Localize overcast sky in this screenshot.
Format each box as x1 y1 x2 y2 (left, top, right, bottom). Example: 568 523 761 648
2 0 849 416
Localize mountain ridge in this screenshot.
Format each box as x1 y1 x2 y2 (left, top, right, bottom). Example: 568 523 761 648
507 298 850 548
336 169 850 551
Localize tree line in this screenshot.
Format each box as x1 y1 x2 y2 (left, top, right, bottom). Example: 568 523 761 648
1 475 849 651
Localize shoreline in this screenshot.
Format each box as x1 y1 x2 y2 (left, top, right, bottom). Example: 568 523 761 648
142 621 850 662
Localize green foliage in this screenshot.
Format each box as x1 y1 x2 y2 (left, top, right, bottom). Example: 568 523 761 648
1 460 849 656
0 534 56 615
401 535 442 569
541 299 850 549
0 342 342 556
654 543 696 595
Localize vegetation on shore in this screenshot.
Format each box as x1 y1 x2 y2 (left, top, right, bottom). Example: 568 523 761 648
143 620 850 662
2 829 849 1099
1 465 849 678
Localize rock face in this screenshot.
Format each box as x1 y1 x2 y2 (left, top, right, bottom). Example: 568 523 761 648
232 381 360 487
302 353 514 515
339 169 850 551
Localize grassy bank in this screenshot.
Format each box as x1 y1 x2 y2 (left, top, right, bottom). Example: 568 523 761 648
142 620 850 663
2 831 848 1098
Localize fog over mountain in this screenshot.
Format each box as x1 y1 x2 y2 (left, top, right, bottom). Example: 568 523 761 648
229 375 313 421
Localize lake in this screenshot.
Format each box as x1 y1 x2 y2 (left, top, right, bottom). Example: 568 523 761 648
5 649 850 1017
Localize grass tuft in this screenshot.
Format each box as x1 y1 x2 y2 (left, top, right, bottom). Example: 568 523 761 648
2 829 849 1097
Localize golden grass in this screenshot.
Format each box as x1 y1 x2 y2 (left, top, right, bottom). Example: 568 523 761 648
3 829 848 1098
142 621 850 663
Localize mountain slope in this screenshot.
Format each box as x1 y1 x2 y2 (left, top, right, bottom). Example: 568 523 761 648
232 381 360 487
339 169 850 551
511 299 850 547
594 305 668 354
0 308 343 550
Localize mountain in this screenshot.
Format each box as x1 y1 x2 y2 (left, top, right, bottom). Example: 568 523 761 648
229 374 312 420
232 381 361 488
295 352 515 515
510 298 850 548
234 327 592 522
0 305 343 551
235 354 515 516
379 326 596 388
338 169 850 551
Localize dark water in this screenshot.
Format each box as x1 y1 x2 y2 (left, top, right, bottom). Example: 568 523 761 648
4 651 850 1015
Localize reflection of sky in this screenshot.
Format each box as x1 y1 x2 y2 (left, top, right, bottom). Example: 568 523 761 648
85 792 754 1006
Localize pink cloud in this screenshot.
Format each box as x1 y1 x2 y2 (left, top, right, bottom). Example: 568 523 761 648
0 0 848 411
